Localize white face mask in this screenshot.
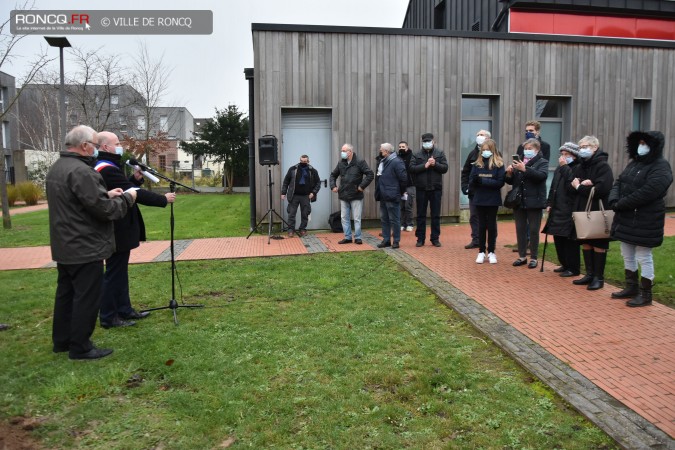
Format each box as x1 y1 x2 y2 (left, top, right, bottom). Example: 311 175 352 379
422 141 433 150
115 146 124 155
523 149 535 159
578 147 594 159
637 144 650 156
481 150 492 159
565 156 574 165
475 135 486 146
340 151 348 160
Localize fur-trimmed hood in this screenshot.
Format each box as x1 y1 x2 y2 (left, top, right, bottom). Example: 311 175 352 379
627 130 665 163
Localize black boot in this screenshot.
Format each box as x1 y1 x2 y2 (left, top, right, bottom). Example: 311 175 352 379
587 251 606 290
573 249 594 285
626 277 653 307
611 270 639 299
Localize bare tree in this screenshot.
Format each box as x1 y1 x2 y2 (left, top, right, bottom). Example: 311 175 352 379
1 1 54 229
129 42 173 168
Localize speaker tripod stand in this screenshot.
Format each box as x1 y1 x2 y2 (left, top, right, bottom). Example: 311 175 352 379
247 167 293 244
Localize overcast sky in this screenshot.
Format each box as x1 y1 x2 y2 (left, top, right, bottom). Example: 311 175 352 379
3 0 409 118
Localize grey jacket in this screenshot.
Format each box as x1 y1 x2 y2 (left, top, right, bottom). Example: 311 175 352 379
46 152 135 264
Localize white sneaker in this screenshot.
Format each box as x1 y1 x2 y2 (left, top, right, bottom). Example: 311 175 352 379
401 226 405 231
406 226 413 232
476 252 485 264
488 252 497 264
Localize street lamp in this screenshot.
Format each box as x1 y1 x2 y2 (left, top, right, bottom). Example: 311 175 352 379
44 36 71 147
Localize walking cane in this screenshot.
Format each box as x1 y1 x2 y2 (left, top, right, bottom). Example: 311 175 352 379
540 214 551 273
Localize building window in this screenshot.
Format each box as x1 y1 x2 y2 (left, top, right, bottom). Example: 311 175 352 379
0 88 5 113
2 121 9 149
633 99 651 131
110 94 119 106
137 116 146 131
160 115 168 132
460 96 500 207
434 0 446 29
535 96 570 193
159 155 166 171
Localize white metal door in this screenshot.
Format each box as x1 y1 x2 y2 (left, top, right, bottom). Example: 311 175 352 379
281 110 332 230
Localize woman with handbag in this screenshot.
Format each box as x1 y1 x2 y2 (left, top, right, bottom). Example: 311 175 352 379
469 139 505 264
608 131 673 307
570 136 614 290
545 142 581 277
505 138 548 269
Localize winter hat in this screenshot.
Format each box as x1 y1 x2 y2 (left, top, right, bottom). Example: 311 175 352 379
559 142 580 157
421 132 434 141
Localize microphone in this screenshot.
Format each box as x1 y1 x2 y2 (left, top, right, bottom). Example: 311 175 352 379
126 159 160 183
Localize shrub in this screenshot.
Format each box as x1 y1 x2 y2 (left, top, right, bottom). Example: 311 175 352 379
17 181 42 206
6 184 19 207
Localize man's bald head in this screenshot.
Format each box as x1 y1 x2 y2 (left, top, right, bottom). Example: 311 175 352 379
98 131 121 154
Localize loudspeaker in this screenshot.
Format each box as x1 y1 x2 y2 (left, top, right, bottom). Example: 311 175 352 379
258 135 278 166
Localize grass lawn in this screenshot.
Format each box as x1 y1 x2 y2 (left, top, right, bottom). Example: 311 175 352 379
0 252 617 449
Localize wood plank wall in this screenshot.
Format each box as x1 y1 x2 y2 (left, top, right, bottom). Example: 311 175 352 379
253 30 675 221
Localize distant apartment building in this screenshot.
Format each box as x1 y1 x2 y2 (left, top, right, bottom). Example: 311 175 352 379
0 71 23 183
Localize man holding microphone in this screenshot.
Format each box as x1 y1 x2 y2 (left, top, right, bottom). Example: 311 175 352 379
95 131 175 329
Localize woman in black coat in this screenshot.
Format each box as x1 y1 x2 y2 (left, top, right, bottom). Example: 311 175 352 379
608 131 673 307
505 138 548 269
545 142 580 277
570 135 614 290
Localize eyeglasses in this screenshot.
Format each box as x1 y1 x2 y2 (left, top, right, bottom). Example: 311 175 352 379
86 141 101 149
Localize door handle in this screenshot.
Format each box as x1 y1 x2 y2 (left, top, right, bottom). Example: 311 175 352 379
322 179 328 188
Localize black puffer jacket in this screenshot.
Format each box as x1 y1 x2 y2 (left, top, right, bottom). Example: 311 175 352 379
545 160 578 237
329 153 374 201
410 147 448 191
609 131 673 248
571 150 614 213
461 146 479 197
505 152 548 209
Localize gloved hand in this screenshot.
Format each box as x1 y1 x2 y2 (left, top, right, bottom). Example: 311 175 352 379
461 186 469 195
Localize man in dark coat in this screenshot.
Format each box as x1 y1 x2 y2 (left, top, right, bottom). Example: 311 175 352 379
47 125 137 360
95 131 174 329
608 130 673 307
281 154 321 237
397 141 415 232
461 129 492 249
375 143 408 249
329 143 374 244
410 132 448 247
516 120 551 161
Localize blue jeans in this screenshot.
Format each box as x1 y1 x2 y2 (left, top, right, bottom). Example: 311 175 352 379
380 200 401 244
340 198 363 240
415 189 442 243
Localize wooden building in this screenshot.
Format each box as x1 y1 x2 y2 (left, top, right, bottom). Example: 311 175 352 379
250 1 674 229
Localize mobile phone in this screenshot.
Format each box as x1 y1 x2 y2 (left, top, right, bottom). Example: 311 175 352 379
512 155 521 163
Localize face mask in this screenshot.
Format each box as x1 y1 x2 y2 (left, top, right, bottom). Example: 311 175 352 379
115 146 124 156
92 148 99 158
422 141 433 150
637 144 650 156
299 162 308 167
340 151 348 160
523 149 535 159
476 136 486 146
579 147 594 159
481 150 492 159
525 131 536 140
565 156 574 165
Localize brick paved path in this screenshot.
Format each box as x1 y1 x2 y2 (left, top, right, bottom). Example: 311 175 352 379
1 213 674 448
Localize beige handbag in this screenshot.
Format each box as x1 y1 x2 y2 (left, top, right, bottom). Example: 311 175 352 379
572 187 615 239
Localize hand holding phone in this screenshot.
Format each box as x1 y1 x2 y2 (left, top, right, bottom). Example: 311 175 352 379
512 155 521 163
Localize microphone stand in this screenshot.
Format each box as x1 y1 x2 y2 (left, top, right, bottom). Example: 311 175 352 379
139 166 202 325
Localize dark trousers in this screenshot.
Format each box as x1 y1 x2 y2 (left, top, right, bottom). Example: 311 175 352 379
553 235 580 273
514 208 543 260
415 189 442 243
400 186 415 227
476 205 499 254
380 200 402 244
287 195 311 231
100 251 133 322
468 198 479 245
53 261 103 354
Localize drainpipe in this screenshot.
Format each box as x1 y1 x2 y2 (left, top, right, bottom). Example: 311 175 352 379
244 68 256 231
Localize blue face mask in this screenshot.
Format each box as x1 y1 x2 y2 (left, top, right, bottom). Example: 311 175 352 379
92 148 99 158
565 156 574 165
115 146 124 156
523 149 535 159
422 141 433 150
481 150 492 159
340 151 348 160
525 131 536 140
579 147 594 159
637 144 650 156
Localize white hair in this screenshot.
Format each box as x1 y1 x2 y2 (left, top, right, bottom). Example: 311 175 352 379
65 125 96 148
380 143 394 153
